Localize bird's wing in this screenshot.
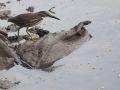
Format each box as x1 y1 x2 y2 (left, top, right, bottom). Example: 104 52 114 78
14 13 36 22
13 13 43 27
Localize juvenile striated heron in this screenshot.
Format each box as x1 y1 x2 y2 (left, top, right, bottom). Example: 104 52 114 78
8 11 60 40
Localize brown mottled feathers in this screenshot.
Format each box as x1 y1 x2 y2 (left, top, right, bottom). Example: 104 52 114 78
8 11 60 28
9 12 43 27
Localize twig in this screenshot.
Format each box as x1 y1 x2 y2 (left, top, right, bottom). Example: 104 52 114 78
48 7 56 14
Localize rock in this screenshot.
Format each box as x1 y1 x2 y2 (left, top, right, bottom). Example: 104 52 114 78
0 79 20 89
28 27 38 34
29 27 49 37
0 20 92 70
0 33 8 44
23 34 39 40
26 6 34 12
0 39 21 67
6 1 11 4
8 35 28 43
0 10 11 20
0 39 13 57
17 21 92 69
0 3 6 9
0 57 14 70
0 30 8 37
6 24 19 32
0 29 9 44
16 0 21 2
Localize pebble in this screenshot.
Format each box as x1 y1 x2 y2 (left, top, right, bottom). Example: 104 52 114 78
0 10 11 20
26 6 34 12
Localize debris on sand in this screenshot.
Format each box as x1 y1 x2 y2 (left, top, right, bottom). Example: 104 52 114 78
0 79 20 90
6 24 19 32
16 0 21 2
0 3 6 9
0 20 92 70
36 28 49 37
26 6 34 12
0 10 11 20
17 21 92 69
29 27 49 37
6 1 11 4
0 57 14 70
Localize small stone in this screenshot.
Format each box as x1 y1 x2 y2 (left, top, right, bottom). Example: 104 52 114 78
0 3 6 9
6 24 19 32
0 79 20 89
26 6 34 12
92 67 96 70
88 63 90 64
0 57 14 70
0 10 11 20
29 27 49 37
96 56 99 58
0 28 8 37
16 0 21 2
6 1 11 4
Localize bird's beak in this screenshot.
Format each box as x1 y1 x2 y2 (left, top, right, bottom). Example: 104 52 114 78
48 14 60 20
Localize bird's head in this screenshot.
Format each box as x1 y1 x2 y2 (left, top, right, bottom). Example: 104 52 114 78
38 11 60 20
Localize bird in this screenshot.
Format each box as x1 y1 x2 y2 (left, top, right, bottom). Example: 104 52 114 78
8 11 60 40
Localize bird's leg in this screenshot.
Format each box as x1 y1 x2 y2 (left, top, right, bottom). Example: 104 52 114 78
17 27 21 43
18 28 20 38
26 27 33 40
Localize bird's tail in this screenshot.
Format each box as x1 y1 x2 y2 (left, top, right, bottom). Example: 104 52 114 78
8 17 14 22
